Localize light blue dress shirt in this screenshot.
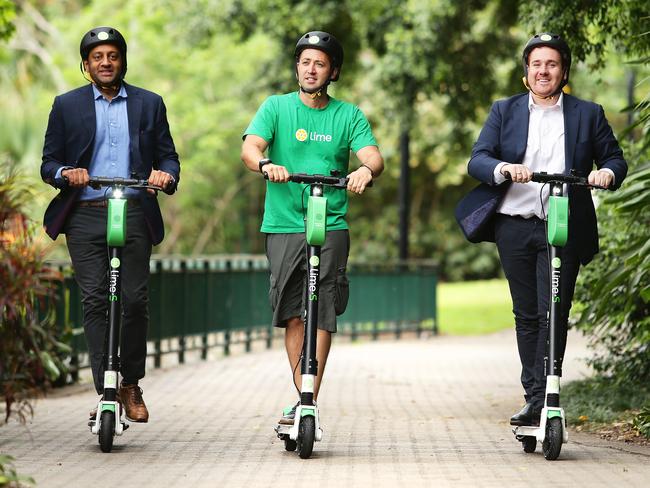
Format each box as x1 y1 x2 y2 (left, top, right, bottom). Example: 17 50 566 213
56 84 138 200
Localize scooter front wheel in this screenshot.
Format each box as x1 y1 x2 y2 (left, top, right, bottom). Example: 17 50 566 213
99 411 115 453
542 417 563 460
297 416 315 459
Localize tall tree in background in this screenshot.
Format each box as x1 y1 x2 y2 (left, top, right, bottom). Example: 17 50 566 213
356 0 521 263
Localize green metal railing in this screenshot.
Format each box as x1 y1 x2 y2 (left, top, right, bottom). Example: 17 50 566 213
51 256 437 373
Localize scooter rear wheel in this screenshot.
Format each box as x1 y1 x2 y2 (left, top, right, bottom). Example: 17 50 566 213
284 438 297 451
521 436 536 453
99 410 115 453
542 417 563 460
297 416 315 459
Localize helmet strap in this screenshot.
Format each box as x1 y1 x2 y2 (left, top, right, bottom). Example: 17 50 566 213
296 63 337 100
80 62 123 94
297 77 330 99
79 52 126 94
299 82 326 98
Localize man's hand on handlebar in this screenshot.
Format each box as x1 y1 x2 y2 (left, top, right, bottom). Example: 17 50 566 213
346 166 372 194
501 163 532 183
588 169 613 189
262 163 290 183
148 170 174 194
62 168 90 187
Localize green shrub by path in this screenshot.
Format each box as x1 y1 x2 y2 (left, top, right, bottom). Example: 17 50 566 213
563 377 650 439
0 455 34 487
438 279 512 335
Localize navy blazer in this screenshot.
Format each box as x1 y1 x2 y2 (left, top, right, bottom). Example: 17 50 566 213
41 82 180 246
466 93 627 265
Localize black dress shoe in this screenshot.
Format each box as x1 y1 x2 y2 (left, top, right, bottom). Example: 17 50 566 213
510 403 541 426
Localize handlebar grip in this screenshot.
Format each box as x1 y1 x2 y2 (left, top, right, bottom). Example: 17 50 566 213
87 176 160 190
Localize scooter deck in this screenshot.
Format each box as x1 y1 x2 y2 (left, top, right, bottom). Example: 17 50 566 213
275 423 293 436
512 407 568 443
274 404 323 442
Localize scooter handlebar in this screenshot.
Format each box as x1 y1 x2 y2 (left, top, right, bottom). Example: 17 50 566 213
288 173 348 188
502 171 605 189
263 171 372 188
88 176 162 191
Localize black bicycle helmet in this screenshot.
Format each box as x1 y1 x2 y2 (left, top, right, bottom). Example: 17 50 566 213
522 33 571 89
294 31 343 81
79 26 127 78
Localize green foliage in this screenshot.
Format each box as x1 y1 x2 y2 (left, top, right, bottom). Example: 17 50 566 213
162 0 361 94
0 164 70 423
0 0 15 42
0 0 644 276
574 162 650 386
364 0 522 127
162 0 523 275
562 376 650 425
633 405 650 438
0 0 523 277
0 454 34 488
520 1 649 70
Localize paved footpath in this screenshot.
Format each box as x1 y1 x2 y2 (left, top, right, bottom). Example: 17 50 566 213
1 330 649 488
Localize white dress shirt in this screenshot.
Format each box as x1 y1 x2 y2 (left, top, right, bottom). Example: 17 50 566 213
494 93 566 219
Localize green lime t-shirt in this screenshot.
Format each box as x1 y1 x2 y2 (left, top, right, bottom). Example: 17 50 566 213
244 92 378 233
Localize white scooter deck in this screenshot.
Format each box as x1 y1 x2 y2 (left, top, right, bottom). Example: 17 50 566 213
275 404 323 442
513 406 568 443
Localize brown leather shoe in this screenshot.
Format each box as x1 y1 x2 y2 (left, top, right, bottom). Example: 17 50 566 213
119 383 149 423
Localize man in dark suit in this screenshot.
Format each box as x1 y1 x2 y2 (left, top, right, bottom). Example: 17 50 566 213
466 33 627 426
40 26 180 423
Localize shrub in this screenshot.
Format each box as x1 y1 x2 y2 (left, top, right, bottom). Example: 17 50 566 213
0 166 69 422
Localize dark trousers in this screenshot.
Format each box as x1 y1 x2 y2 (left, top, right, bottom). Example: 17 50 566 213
64 205 152 394
494 214 581 407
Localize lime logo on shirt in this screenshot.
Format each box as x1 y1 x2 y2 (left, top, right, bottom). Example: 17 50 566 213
295 128 308 141
295 128 333 143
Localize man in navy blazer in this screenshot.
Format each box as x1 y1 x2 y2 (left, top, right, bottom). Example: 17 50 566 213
40 26 180 423
466 33 626 426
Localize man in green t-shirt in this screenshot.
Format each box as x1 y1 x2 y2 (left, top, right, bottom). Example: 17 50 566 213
241 30 384 424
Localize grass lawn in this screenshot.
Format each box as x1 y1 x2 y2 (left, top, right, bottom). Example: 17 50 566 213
437 279 512 335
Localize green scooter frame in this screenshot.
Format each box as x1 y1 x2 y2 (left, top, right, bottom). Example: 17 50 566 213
510 172 604 460
86 176 160 453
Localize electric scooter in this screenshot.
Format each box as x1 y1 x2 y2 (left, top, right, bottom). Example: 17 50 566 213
507 171 605 460
85 176 161 453
266 171 363 459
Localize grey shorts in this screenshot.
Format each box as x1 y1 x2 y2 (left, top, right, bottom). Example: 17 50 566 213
265 230 350 333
